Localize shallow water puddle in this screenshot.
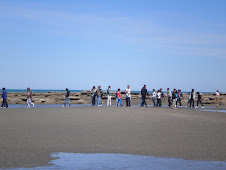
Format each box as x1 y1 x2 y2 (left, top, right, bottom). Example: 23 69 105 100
3 153 226 170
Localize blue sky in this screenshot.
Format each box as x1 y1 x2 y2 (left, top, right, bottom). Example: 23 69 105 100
0 0 226 92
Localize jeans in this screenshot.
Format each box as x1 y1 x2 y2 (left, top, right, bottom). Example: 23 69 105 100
97 96 101 106
1 99 8 108
168 97 171 107
152 97 156 107
126 97 131 106
177 98 182 106
27 98 34 108
117 98 123 106
107 95 111 106
197 100 203 107
141 96 147 106
157 98 161 107
92 95 96 106
64 97 71 107
190 99 194 108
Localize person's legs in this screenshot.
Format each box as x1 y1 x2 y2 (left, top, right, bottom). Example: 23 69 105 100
67 97 71 107
109 96 111 106
128 97 131 106
119 99 122 106
92 96 94 106
5 99 8 108
172 99 176 108
168 97 171 107
107 95 110 106
159 99 162 107
116 98 118 106
152 98 155 107
27 98 31 108
97 96 100 105
126 97 129 106
192 99 194 108
1 99 3 107
178 98 182 106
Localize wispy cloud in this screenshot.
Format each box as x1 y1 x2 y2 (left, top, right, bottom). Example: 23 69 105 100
0 4 226 59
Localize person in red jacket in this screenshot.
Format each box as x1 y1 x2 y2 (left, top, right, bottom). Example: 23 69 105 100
117 89 123 106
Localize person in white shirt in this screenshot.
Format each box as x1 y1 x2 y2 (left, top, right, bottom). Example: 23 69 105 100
167 88 172 107
152 89 156 107
125 85 131 106
216 90 220 105
156 90 161 107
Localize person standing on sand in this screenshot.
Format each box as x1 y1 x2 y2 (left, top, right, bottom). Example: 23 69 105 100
177 89 183 107
107 86 111 106
91 86 97 106
140 85 149 107
63 88 71 107
159 88 164 107
190 89 195 108
167 88 172 107
117 88 123 106
152 89 156 107
216 90 220 105
27 88 34 108
171 89 177 109
125 85 131 106
195 92 204 109
156 90 161 107
96 86 102 106
0 88 8 108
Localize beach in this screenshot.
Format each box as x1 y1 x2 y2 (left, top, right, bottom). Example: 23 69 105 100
0 106 226 168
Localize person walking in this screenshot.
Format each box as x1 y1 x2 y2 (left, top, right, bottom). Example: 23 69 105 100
63 88 71 107
91 86 97 106
117 89 123 106
107 86 112 106
185 92 191 108
167 88 172 107
140 85 149 107
0 88 8 108
27 88 34 108
171 89 177 109
195 92 204 108
216 90 220 105
96 85 102 106
125 85 131 106
177 89 183 107
152 89 156 107
159 88 164 107
156 90 161 107
190 89 195 108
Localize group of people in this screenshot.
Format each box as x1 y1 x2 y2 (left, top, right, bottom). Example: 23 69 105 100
0 87 221 109
90 85 132 107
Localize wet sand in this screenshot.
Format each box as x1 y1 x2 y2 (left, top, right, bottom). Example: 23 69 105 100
0 106 226 168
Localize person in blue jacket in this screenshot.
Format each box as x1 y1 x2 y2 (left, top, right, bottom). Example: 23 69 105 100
1 88 8 108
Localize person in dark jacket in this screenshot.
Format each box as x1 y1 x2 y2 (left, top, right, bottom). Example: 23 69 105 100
159 88 164 107
171 89 177 109
195 92 204 109
140 85 149 107
1 88 8 108
176 89 183 107
91 86 97 106
63 88 71 107
190 89 195 108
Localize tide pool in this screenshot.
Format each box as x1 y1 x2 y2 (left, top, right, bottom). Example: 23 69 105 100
3 153 226 170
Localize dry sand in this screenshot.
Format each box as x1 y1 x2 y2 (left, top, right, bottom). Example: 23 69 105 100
0 106 226 168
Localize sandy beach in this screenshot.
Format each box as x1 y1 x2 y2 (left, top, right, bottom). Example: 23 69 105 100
0 106 226 168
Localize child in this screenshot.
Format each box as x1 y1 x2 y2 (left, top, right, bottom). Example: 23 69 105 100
1 88 8 108
117 89 123 106
195 92 204 108
156 90 161 107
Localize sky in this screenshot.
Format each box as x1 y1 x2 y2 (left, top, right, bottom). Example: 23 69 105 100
0 0 226 92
